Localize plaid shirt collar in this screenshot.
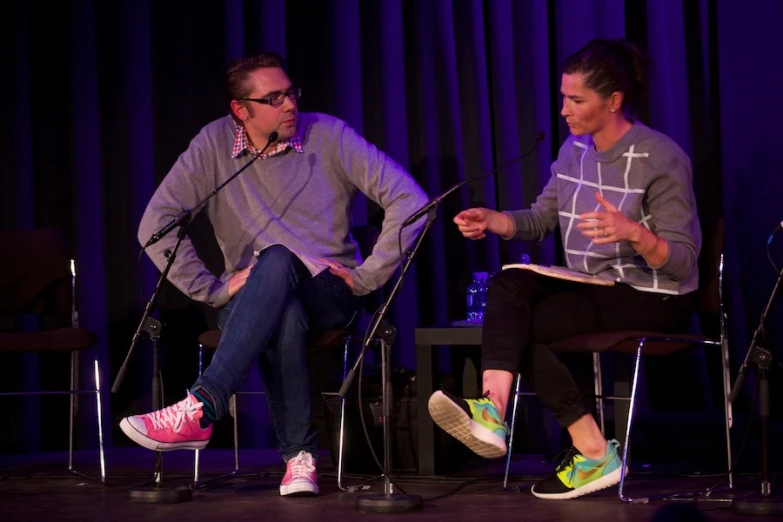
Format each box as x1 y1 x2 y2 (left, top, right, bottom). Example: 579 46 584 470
231 121 303 159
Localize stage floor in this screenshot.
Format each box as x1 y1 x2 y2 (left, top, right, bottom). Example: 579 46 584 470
0 448 765 521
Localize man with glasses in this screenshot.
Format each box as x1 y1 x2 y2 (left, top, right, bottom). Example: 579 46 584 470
120 52 427 496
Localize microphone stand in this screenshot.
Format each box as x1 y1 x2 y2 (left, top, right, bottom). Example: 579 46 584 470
338 133 543 514
112 132 278 503
342 211 434 514
728 228 783 516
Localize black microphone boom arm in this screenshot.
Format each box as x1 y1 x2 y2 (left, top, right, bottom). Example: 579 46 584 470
143 131 279 248
401 131 544 228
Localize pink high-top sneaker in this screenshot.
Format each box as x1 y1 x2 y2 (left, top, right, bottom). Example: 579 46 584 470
280 451 319 496
120 392 212 451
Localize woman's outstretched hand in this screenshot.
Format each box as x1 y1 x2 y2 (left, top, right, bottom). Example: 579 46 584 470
454 207 514 240
454 208 489 240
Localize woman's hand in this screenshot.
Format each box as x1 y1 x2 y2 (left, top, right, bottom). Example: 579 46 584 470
577 192 641 244
454 208 514 240
578 192 670 267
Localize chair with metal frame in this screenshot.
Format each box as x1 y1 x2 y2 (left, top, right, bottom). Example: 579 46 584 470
192 224 381 490
0 228 107 484
503 218 733 502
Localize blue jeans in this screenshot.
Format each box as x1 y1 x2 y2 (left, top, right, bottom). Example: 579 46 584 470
191 245 360 461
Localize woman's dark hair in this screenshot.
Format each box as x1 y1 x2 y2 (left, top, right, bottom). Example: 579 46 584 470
226 52 287 119
562 39 650 118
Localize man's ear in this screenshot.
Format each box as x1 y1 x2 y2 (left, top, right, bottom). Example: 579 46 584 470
230 99 247 121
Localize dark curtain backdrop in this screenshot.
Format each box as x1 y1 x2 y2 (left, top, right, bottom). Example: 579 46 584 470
2 0 781 457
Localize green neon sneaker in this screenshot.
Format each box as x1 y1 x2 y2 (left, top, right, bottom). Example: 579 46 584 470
531 440 624 499
427 390 509 458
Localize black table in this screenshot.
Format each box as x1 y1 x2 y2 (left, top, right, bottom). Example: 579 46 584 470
415 325 482 476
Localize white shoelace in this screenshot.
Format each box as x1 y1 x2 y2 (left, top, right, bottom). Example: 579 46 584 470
288 451 315 478
148 393 203 433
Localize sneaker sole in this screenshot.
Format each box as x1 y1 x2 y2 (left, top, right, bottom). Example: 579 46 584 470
428 391 507 459
119 418 209 451
530 466 625 500
280 482 319 496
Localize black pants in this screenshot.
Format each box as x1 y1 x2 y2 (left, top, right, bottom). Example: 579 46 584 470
481 269 695 428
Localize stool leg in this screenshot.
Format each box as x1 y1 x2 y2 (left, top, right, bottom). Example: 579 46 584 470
69 351 77 473
619 340 644 502
337 337 350 490
720 337 734 488
231 394 239 473
593 353 605 436
193 345 204 486
93 357 107 482
503 374 522 490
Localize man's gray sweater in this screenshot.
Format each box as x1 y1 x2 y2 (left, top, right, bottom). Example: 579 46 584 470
138 112 428 307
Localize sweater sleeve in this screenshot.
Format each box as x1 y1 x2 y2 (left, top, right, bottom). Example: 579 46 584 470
644 147 700 282
330 121 429 296
505 168 560 242
137 131 230 308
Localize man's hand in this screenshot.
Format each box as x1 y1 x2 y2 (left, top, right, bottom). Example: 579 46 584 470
227 266 252 298
321 259 355 292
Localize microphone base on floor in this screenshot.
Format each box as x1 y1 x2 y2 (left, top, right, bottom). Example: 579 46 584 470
128 484 193 504
356 493 423 514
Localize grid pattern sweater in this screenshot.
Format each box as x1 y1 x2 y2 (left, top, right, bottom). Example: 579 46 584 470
507 122 701 295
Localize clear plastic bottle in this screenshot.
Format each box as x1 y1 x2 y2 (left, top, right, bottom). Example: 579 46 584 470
466 271 489 322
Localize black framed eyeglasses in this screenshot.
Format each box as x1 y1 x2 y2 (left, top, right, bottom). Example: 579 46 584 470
238 87 302 108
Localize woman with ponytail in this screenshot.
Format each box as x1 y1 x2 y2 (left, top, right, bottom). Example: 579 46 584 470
428 39 700 500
